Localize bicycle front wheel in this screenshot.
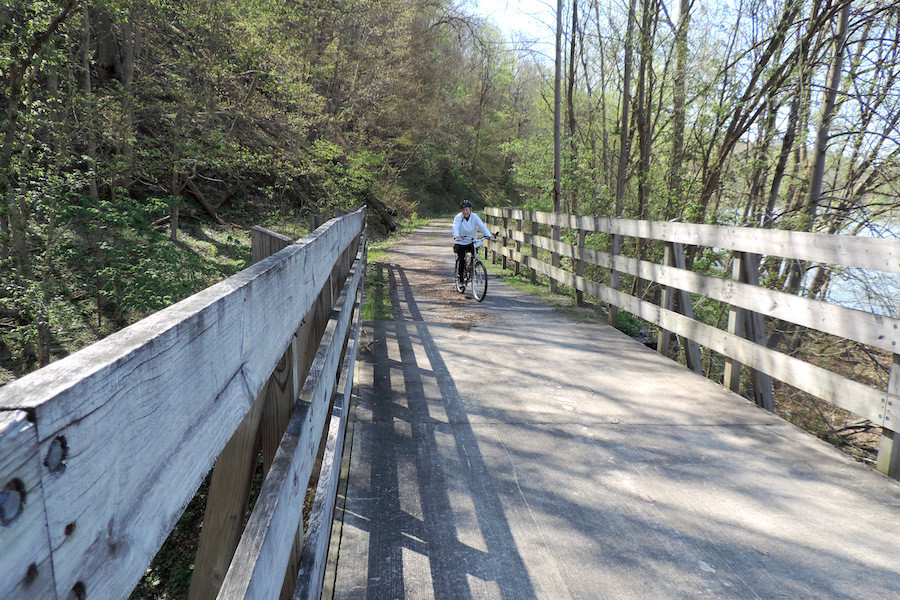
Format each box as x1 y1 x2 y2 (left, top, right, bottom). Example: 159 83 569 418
455 256 465 293
472 259 488 301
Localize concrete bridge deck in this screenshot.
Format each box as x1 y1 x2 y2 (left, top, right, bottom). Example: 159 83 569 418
327 220 900 600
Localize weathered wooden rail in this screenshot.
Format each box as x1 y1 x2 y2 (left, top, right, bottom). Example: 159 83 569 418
0 207 367 600
485 207 900 478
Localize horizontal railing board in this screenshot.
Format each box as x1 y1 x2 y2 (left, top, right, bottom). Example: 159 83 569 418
217 248 364 600
503 228 900 353
0 412 55 600
486 208 900 274
494 244 888 427
0 208 366 600
294 287 362 600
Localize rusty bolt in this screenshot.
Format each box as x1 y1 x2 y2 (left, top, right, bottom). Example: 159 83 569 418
44 437 67 473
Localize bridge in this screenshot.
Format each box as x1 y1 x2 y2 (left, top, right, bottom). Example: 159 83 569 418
2 208 900 599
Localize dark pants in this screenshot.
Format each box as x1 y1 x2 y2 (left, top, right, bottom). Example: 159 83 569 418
454 243 474 280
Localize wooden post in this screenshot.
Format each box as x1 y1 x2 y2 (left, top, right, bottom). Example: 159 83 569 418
310 214 327 232
490 214 498 264
724 251 774 411
608 232 621 328
501 215 509 271
189 227 294 600
550 220 560 294
724 253 747 392
531 221 538 285
656 243 675 357
575 227 586 305
741 252 775 412
669 243 702 374
515 217 522 276
876 354 900 479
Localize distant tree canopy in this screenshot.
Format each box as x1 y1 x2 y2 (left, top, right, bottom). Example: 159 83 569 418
2 0 899 373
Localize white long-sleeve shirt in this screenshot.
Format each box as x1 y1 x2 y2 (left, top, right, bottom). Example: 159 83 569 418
452 212 492 245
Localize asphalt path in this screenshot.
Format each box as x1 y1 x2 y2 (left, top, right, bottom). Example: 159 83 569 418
327 219 900 600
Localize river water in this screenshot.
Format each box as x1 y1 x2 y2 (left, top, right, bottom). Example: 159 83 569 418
821 221 900 318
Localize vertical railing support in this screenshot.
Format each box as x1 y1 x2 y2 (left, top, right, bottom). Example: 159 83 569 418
724 251 774 411
514 217 522 276
657 243 676 358
501 215 509 271
877 355 900 479
724 253 747 392
530 220 539 285
659 242 702 374
608 229 622 329
575 227 586 306
550 219 560 294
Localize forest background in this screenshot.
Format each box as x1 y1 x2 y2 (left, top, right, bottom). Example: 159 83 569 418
3 0 900 595
3 0 900 469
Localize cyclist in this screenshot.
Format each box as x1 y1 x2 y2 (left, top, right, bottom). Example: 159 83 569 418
452 200 492 284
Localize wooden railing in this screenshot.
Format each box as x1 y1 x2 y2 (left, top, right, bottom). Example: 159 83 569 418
485 207 900 479
0 207 367 600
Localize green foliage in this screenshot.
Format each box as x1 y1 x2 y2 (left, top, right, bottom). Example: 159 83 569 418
501 134 553 210
127 475 210 600
362 257 393 321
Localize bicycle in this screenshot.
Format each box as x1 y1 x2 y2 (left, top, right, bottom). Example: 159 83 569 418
454 237 489 301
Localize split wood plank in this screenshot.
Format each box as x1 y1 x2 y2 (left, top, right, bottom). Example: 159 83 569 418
0 209 366 600
0 411 55 600
189 226 296 600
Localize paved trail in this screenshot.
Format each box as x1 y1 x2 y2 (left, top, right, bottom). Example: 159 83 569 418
328 219 900 600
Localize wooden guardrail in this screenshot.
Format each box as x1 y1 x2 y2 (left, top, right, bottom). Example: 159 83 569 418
0 207 367 600
484 207 900 479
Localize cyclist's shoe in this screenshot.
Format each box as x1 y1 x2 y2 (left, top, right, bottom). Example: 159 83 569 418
454 274 465 293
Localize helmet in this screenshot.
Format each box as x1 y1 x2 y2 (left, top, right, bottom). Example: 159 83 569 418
460 200 472 209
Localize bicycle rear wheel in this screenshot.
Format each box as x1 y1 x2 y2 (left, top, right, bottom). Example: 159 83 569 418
455 256 465 292
472 259 488 301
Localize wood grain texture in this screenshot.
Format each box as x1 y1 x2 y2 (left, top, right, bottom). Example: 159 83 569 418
217 251 364 600
0 411 55 600
294 287 362 600
485 208 900 273
502 227 900 353
495 244 888 426
0 209 365 600
189 225 299 600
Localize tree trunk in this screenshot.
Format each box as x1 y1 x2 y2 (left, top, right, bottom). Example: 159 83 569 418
567 0 578 214
551 0 563 294
666 0 689 220
800 1 852 233
763 91 800 228
634 0 657 297
83 5 99 200
693 0 813 224
801 1 852 299
615 0 637 218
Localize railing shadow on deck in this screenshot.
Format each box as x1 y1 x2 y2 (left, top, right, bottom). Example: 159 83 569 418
337 247 900 599
0 207 367 600
332 263 538 599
